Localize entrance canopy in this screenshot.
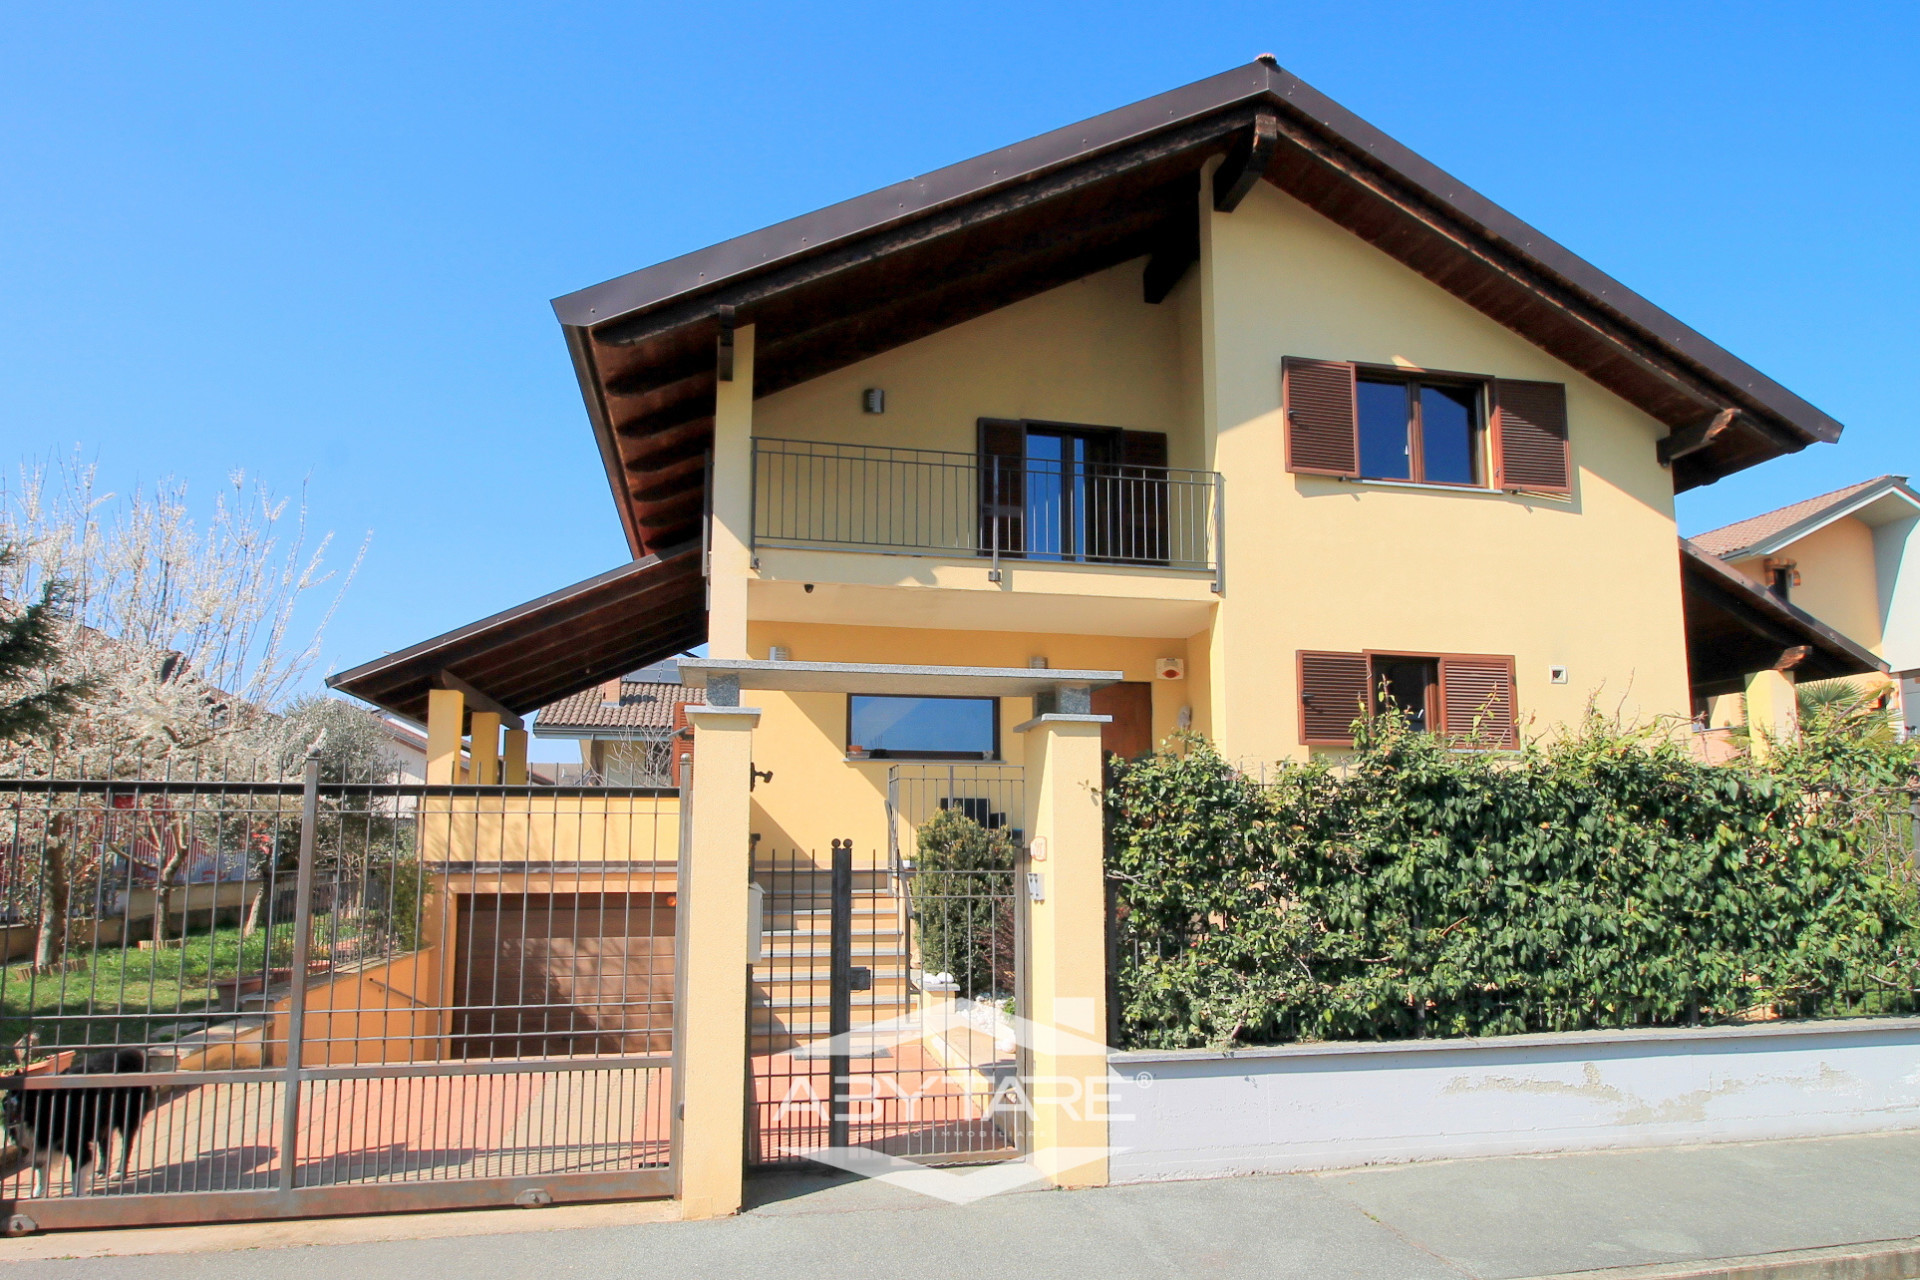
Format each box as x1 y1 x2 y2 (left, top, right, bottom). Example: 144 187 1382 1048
328 544 705 723
677 657 1121 700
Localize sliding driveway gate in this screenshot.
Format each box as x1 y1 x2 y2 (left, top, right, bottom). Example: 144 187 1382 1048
0 761 681 1231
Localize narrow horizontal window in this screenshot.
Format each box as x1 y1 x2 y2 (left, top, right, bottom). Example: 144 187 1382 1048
848 695 998 760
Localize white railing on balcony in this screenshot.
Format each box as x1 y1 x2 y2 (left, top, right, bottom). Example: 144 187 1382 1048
751 438 1223 584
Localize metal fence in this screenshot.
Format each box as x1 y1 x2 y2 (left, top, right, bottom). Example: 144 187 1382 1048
0 758 680 1230
748 832 1026 1169
753 438 1223 578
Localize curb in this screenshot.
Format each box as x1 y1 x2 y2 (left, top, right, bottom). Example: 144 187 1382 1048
1525 1238 1920 1280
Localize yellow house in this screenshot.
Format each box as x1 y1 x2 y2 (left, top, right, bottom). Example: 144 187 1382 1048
1692 476 1920 732
327 60 1881 1216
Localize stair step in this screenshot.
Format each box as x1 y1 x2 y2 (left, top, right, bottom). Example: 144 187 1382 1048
755 966 912 982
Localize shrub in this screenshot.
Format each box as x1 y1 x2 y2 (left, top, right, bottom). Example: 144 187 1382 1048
1106 710 1920 1050
913 807 1017 997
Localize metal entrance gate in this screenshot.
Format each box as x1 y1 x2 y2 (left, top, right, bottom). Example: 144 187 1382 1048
748 766 1027 1168
0 760 680 1231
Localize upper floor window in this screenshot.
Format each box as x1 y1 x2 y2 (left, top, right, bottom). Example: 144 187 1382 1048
1356 376 1483 486
1283 357 1571 495
847 694 998 760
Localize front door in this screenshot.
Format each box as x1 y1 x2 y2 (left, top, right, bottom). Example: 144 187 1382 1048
1092 682 1153 761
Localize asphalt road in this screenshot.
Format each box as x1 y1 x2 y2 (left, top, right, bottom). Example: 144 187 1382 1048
8 1130 1920 1279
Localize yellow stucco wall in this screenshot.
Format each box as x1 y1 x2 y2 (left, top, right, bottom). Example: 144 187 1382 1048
1730 515 1885 654
742 621 1192 859
1196 179 1691 764
754 258 1197 466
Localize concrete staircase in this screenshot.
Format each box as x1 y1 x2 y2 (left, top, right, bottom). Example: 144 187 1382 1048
749 864 914 1055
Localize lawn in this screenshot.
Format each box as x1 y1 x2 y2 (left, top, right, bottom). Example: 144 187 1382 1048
1 922 288 1057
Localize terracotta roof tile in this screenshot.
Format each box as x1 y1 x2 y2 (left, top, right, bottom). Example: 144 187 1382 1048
533 680 698 734
1690 477 1898 559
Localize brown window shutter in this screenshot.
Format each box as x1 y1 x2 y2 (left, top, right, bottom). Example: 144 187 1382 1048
977 419 1026 557
1282 358 1358 477
1107 429 1169 564
1438 655 1517 749
1490 380 1570 494
1298 650 1371 746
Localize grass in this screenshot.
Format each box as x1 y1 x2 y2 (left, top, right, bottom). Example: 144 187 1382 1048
1 921 291 1057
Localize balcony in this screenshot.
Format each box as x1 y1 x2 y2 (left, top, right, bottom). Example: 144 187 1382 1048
751 438 1223 587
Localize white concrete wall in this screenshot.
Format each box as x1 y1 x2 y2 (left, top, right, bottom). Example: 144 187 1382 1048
1874 515 1920 674
1106 1019 1920 1183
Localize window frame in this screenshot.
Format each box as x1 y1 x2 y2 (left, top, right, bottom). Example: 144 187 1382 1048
1362 648 1517 746
1297 647 1518 748
1352 363 1490 489
1367 653 1441 733
844 693 1002 762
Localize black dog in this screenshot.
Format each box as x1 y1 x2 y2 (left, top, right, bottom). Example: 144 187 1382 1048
3 1048 153 1197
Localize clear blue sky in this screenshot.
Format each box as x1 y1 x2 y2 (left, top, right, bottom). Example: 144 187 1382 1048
5 2 1916 705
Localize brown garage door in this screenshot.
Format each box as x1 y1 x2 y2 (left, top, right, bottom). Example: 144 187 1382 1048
452 892 675 1059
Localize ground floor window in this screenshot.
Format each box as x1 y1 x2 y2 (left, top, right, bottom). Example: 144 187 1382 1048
1298 649 1518 748
847 695 999 760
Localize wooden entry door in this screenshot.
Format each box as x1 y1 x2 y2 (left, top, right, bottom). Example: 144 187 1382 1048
452 892 675 1058
1091 682 1154 761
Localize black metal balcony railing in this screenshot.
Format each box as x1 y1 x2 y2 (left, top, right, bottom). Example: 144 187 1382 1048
751 438 1223 585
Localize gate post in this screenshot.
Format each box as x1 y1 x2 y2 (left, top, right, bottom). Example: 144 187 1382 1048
676 700 761 1220
278 755 322 1195
1017 701 1112 1189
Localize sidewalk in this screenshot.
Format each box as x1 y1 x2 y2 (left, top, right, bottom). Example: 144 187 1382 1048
7 1130 1920 1279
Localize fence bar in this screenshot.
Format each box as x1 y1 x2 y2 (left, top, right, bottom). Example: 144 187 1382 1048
277 756 321 1194
827 838 852 1152
1212 472 1226 595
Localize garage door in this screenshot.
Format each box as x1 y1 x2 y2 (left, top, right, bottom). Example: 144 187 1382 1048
452 892 675 1059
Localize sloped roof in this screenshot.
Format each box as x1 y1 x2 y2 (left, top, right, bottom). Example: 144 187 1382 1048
1691 476 1914 559
327 544 705 722
555 58 1841 559
533 678 698 735
1679 537 1885 696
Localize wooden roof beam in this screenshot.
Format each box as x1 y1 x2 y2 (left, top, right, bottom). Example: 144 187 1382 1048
1658 408 1738 466
1213 110 1280 212
435 671 525 731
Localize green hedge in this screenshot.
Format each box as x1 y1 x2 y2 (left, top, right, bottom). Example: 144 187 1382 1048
1105 706 1920 1050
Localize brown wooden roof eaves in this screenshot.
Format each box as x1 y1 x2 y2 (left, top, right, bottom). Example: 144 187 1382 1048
326 543 706 723
1679 537 1885 697
555 59 1842 558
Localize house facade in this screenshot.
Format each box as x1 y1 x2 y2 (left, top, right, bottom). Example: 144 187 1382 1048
1692 476 1920 731
328 60 1876 1217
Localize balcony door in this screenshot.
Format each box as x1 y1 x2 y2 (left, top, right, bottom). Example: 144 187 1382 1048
977 419 1169 566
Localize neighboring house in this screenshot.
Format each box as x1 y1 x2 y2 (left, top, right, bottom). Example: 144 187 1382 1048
1692 476 1920 731
531 659 698 785
378 716 429 783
